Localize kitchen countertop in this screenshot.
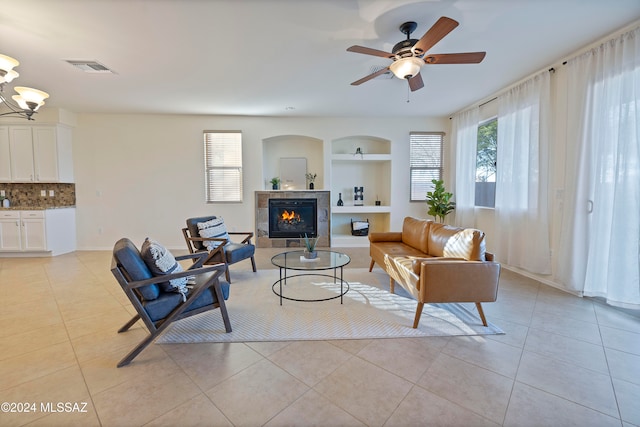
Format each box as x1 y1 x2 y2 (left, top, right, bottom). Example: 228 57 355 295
0 206 76 211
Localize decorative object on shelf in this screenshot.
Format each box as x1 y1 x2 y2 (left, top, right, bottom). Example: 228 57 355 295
337 193 344 206
351 218 369 236
353 147 364 158
375 195 381 206
426 179 456 222
270 177 281 190
302 233 318 259
0 54 49 121
305 172 317 190
354 186 364 206
2 197 9 208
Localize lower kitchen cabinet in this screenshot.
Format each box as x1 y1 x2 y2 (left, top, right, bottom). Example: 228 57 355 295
0 208 76 256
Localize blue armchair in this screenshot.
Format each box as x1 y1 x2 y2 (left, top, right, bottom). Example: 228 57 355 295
111 238 231 367
182 215 257 283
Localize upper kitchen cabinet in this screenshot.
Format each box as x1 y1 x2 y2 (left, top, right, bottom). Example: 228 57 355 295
0 125 74 183
0 127 11 181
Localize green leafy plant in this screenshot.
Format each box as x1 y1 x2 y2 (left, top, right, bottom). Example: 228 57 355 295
303 233 317 252
305 173 317 183
270 177 281 187
426 179 456 222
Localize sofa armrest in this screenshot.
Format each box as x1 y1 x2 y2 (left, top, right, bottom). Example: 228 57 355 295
418 260 501 303
369 232 403 243
411 257 464 275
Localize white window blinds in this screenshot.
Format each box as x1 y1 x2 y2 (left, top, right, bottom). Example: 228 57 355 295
204 131 243 202
410 132 444 201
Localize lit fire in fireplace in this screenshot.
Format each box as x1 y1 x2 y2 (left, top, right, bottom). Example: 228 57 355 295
280 210 301 222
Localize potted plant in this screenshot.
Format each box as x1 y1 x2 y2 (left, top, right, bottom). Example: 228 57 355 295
305 173 317 190
270 177 281 190
426 179 455 222
302 233 318 259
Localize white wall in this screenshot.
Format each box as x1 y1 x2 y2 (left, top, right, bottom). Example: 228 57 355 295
73 114 448 250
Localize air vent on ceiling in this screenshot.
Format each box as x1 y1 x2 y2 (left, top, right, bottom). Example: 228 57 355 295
65 60 116 74
370 65 393 79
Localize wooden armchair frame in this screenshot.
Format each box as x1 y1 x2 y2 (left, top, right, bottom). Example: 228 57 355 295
182 226 257 283
111 249 231 367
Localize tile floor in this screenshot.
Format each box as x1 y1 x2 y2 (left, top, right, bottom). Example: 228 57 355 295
0 248 639 427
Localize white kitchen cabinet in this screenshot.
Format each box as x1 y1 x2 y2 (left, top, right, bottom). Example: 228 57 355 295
20 211 47 251
0 211 22 251
0 208 75 255
3 125 74 183
0 127 11 181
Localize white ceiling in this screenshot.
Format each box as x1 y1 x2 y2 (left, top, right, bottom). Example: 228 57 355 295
2 0 640 118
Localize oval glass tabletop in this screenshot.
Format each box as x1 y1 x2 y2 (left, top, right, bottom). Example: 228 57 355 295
271 250 351 271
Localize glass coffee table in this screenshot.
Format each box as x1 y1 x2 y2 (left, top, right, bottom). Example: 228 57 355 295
271 250 350 304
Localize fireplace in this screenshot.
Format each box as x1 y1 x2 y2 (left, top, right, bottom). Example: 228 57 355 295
269 198 317 238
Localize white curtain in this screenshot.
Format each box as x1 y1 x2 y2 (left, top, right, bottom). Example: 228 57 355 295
494 71 552 274
452 107 479 228
558 27 640 308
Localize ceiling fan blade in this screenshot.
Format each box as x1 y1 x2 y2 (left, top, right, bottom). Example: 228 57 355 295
347 45 395 59
350 66 391 86
424 52 486 64
412 16 459 56
408 73 424 92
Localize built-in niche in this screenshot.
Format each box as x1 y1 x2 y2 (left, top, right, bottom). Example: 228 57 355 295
262 135 324 190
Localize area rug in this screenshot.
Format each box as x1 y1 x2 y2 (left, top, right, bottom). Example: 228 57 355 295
157 269 503 344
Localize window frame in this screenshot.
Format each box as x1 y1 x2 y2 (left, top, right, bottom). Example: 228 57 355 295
203 130 243 203
474 117 497 208
409 131 445 202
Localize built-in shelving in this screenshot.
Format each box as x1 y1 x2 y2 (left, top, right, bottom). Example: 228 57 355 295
332 206 391 214
330 136 392 247
331 154 392 162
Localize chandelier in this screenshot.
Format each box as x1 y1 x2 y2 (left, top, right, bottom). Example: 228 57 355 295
0 54 49 120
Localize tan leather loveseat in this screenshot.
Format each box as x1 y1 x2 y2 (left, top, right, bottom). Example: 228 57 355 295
369 216 501 328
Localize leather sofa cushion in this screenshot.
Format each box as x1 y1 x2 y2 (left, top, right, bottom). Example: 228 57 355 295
427 223 486 261
369 231 402 243
370 242 427 267
401 217 431 253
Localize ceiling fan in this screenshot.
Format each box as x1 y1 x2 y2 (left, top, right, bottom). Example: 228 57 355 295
347 16 486 92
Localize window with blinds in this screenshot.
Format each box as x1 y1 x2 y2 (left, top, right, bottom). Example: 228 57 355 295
204 131 243 203
410 132 444 202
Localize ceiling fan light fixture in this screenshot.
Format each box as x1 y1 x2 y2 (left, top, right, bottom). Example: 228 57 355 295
389 57 423 80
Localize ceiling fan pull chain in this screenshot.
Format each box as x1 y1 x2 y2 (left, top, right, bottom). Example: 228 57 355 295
407 83 411 103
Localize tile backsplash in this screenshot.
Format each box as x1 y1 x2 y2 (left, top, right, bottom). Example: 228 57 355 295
0 183 76 208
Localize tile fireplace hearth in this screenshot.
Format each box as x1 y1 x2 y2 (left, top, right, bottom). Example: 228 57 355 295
255 191 330 248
